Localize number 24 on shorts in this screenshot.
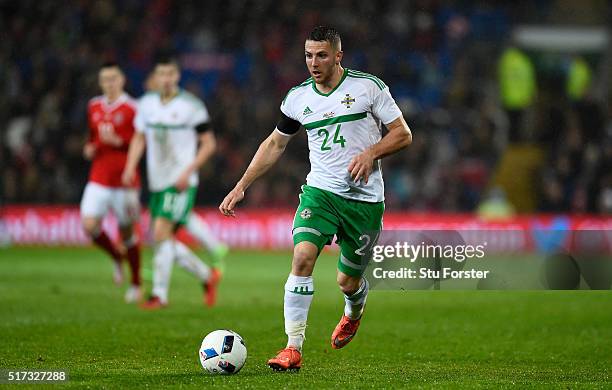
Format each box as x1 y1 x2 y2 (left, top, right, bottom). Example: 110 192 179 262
318 124 346 151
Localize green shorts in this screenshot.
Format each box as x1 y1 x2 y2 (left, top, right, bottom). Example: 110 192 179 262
149 186 197 226
292 185 384 277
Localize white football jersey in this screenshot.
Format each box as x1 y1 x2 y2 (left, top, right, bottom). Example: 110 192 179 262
134 90 209 191
280 69 403 202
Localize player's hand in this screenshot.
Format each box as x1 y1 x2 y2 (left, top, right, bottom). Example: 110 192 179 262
175 170 191 192
121 168 135 187
83 143 96 160
99 131 123 146
219 186 245 217
348 149 375 184
98 123 123 147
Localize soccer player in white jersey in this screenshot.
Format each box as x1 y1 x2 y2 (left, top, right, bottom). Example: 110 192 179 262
122 57 221 310
143 70 229 273
220 26 412 370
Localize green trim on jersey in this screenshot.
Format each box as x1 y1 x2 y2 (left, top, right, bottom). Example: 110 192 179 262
303 112 367 130
311 68 348 97
146 122 189 130
348 69 387 87
282 77 313 105
347 70 386 90
348 69 387 83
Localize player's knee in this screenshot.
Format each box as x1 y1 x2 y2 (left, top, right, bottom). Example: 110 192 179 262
291 247 317 276
152 219 174 243
152 228 172 243
82 218 101 237
337 272 361 295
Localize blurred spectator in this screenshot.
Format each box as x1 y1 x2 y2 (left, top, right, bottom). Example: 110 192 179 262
477 187 516 219
566 56 592 102
498 47 536 143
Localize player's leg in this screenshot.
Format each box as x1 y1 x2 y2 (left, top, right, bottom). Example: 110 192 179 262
331 199 384 349
119 224 142 303
337 271 368 318
268 241 319 372
268 185 337 371
185 213 228 271
113 188 142 303
337 249 370 321
172 239 221 307
285 241 319 348
170 188 221 306
83 216 124 285
143 186 220 308
331 269 369 349
141 216 175 309
141 187 180 309
331 251 369 350
80 182 123 284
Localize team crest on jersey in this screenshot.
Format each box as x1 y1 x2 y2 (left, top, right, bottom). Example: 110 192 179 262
300 208 312 219
113 113 124 125
341 94 355 108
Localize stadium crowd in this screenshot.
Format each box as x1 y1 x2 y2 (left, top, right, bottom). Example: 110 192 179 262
1 0 610 213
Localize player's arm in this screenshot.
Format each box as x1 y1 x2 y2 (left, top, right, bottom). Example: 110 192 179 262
219 128 294 217
366 115 412 160
83 139 97 160
83 126 98 160
348 115 412 184
83 106 98 160
175 125 216 192
121 132 145 186
237 129 292 190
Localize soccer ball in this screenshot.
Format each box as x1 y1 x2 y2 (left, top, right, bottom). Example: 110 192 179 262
199 330 247 375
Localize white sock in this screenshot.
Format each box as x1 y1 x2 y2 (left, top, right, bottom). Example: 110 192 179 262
186 213 221 252
284 274 314 351
174 240 210 282
344 278 369 320
152 240 175 304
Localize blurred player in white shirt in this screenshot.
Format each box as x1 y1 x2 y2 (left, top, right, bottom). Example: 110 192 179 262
123 58 225 309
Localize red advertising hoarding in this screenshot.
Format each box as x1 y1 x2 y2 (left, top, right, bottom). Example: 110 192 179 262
1 206 610 252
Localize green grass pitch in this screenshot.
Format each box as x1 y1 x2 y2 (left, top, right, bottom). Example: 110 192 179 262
1 247 611 388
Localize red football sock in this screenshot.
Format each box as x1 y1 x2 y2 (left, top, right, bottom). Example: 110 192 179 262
93 231 121 263
126 244 141 286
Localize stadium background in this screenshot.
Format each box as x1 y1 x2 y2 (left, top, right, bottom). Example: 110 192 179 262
1 0 610 216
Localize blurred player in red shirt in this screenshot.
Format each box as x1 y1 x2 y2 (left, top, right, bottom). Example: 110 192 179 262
81 62 142 303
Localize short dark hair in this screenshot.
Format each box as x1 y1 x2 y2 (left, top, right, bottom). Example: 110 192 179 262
100 62 122 71
307 26 341 50
154 52 180 68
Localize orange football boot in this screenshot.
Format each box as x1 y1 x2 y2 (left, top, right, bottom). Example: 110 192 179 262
331 315 361 349
139 296 167 310
267 347 302 371
203 268 222 307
